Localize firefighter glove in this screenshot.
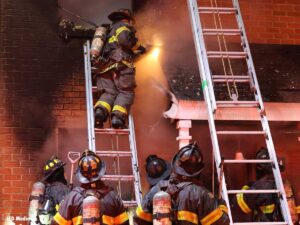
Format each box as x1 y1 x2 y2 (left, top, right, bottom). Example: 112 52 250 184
137 45 146 54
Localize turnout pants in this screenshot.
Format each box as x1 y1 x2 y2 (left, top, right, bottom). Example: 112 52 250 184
95 67 136 120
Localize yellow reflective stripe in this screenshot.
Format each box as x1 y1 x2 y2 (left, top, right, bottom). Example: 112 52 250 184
236 185 252 214
53 212 72 225
112 105 127 115
219 204 229 214
121 60 134 68
114 212 129 224
135 205 152 222
103 215 114 225
72 215 83 225
200 205 227 225
55 204 59 212
94 100 111 112
108 26 130 43
177 211 198 224
100 63 119 74
259 204 275 214
296 205 300 214
45 165 49 170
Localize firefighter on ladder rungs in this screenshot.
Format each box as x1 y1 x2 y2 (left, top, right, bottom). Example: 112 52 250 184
90 8 146 129
231 147 284 222
51 150 129 225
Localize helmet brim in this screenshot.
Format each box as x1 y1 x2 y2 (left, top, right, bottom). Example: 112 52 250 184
42 162 66 182
171 152 203 177
108 11 132 21
146 162 171 186
75 161 106 184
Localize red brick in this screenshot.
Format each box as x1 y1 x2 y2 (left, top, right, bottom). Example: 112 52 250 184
12 167 30 175
12 154 29 161
3 200 22 207
0 181 11 187
64 91 80 98
4 174 21 181
3 187 22 193
20 160 35 167
3 160 20 167
71 110 85 117
0 193 11 200
0 168 12 175
12 193 28 200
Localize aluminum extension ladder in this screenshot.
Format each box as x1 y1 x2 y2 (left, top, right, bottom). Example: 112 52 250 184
187 0 292 224
83 41 142 208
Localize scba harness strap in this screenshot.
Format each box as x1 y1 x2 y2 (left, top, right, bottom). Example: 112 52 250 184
29 194 44 203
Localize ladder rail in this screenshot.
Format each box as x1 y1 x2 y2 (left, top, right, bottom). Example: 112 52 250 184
187 0 233 223
83 41 96 152
188 0 217 112
261 114 293 224
128 114 142 205
231 0 264 112
83 41 142 207
232 1 293 223
187 0 293 224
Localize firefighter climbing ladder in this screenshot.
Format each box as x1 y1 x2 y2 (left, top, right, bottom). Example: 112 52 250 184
83 41 142 208
187 0 292 224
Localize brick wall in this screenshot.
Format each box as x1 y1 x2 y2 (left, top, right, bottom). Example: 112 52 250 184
0 0 86 222
0 0 299 223
240 0 300 45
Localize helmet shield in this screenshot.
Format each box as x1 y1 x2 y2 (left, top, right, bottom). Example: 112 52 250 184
172 143 204 177
145 155 171 186
76 150 106 184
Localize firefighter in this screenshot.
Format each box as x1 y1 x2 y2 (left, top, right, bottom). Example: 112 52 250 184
29 156 70 225
231 147 282 222
145 155 171 188
134 143 230 225
51 150 129 225
91 8 146 129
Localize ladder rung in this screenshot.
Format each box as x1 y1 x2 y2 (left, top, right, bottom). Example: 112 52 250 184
224 159 273 164
227 189 280 194
123 200 138 208
96 151 132 157
234 223 288 225
102 175 135 181
213 75 250 79
228 189 280 194
217 131 266 135
199 7 237 14
216 101 259 107
92 86 97 92
95 128 130 135
203 28 241 36
207 51 247 59
212 75 250 83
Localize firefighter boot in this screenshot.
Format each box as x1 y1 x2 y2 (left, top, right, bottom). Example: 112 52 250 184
111 113 127 129
94 108 107 128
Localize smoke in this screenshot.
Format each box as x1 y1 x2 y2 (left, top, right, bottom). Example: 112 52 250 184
58 0 132 26
130 1 197 190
